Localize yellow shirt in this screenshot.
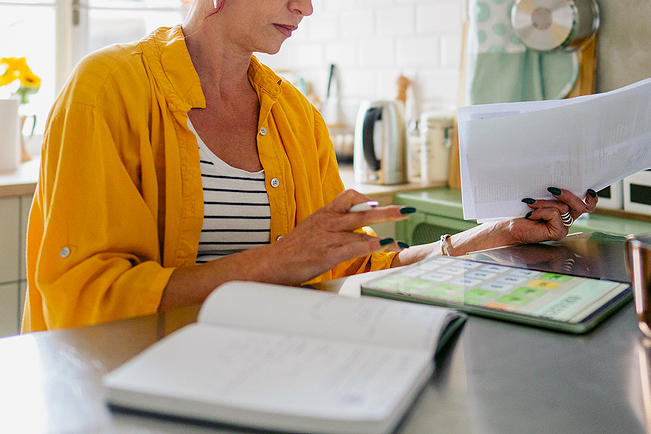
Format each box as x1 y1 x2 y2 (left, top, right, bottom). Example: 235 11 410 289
23 26 394 332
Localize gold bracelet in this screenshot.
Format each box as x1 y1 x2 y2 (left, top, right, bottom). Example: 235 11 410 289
440 234 452 256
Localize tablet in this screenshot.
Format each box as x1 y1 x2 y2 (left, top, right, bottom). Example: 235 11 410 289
361 256 632 334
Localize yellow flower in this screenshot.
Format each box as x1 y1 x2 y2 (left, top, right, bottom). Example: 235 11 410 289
0 57 41 104
19 69 41 89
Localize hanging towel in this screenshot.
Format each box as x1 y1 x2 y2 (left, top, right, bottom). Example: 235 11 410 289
465 0 579 105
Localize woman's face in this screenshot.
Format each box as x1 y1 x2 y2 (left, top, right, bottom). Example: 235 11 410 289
221 0 313 55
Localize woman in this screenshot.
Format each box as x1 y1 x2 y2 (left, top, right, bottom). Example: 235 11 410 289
22 0 597 332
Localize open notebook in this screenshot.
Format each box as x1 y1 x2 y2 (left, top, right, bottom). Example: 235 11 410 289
104 282 466 434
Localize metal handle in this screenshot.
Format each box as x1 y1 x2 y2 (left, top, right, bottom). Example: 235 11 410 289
625 235 634 283
362 107 382 172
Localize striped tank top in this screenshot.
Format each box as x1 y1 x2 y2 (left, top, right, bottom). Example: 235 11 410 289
188 119 271 264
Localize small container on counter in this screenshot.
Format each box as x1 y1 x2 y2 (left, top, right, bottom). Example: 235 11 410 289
406 119 421 181
329 126 355 165
420 111 454 184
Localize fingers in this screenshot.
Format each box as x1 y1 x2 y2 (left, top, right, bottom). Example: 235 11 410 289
516 207 569 244
547 187 598 218
584 189 598 213
327 189 373 214
348 204 415 228
287 189 414 267
521 187 599 220
270 229 404 285
262 189 415 285
327 189 415 231
346 235 407 258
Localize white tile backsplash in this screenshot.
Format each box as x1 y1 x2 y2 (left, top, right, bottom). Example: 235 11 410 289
440 33 463 68
397 36 441 67
418 67 460 105
359 0 395 8
294 42 325 68
321 0 351 13
307 12 339 41
340 9 376 40
324 41 359 68
258 0 467 128
359 37 397 68
376 5 416 37
416 1 464 35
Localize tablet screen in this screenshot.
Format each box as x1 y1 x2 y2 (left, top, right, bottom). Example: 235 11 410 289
362 256 631 332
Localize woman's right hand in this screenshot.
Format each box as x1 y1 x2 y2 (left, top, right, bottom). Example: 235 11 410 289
268 189 411 284
161 189 412 310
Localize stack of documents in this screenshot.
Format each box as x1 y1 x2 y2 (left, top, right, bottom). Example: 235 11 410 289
457 77 651 222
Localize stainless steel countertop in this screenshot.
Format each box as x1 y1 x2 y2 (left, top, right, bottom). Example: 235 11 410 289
1 233 648 434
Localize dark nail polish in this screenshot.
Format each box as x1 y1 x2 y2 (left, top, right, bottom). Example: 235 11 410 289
587 189 597 198
522 198 536 204
400 207 416 215
525 211 533 219
397 241 410 249
379 238 394 246
547 187 562 196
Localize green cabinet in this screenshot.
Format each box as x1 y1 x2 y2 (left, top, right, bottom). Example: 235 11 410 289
0 196 31 337
395 189 651 246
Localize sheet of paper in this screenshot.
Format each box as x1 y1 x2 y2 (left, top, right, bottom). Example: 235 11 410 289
198 281 453 354
458 77 651 222
105 323 433 431
333 267 396 297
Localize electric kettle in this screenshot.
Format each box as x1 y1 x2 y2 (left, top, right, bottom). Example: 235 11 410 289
353 100 408 185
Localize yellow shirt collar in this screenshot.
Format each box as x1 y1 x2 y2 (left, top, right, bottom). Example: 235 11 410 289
141 25 284 112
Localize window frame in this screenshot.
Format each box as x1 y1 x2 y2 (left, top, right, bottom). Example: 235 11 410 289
1 0 187 92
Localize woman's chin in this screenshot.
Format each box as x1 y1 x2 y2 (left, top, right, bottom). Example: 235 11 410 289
260 45 283 56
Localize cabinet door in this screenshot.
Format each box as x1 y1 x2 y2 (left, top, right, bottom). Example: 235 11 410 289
0 282 19 337
19 280 27 332
396 212 478 245
20 195 32 281
0 198 20 284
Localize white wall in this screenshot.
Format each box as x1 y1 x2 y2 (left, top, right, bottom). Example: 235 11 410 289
596 0 651 93
257 0 467 129
257 0 651 131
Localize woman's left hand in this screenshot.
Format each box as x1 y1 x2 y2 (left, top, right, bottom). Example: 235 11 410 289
393 187 598 267
514 188 598 244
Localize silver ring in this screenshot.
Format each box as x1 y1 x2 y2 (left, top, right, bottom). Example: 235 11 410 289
562 258 575 273
561 211 574 227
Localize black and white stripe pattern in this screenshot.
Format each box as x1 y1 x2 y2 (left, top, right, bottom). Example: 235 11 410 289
189 120 271 264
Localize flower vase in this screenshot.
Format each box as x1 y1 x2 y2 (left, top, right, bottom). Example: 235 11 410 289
19 114 36 162
0 98 21 173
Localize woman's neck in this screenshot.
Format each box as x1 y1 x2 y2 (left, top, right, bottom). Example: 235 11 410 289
182 6 252 98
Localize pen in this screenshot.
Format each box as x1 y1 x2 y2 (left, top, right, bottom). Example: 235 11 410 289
348 201 379 212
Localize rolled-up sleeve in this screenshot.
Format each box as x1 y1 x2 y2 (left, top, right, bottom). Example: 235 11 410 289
23 101 175 332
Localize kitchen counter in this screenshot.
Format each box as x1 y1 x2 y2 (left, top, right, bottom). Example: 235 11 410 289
337 165 445 205
0 158 39 198
0 233 647 434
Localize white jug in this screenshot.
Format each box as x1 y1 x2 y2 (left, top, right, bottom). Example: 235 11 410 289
0 98 21 173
